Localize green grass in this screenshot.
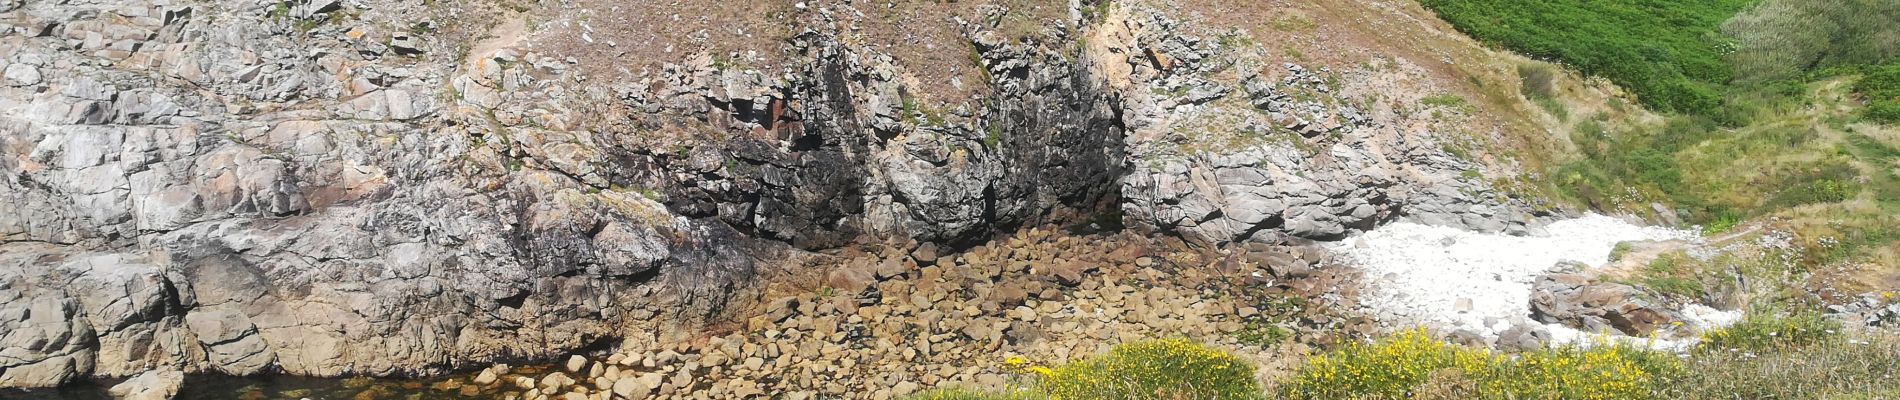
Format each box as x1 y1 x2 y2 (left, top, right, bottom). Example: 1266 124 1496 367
1543 108 1885 232
1697 311 1841 353
1234 321 1292 347
1723 0 1900 84
1668 325 1900 399
1419 94 1473 114
1626 254 1708 300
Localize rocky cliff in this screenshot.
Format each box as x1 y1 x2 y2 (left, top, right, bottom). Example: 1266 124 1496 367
0 0 1550 387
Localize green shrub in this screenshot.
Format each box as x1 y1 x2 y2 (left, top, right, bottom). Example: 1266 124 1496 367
1517 64 1558 101
1234 320 1292 347
1418 0 1753 114
1865 101 1900 124
1037 338 1263 400
1858 63 1900 123
1859 64 1900 99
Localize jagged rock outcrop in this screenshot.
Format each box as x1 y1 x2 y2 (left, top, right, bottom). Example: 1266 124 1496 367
1 0 1546 388
1092 9 1545 245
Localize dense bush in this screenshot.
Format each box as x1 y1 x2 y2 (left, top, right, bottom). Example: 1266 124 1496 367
1419 0 1753 114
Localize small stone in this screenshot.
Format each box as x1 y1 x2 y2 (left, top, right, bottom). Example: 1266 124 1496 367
892 381 921 395
637 373 664 390
390 34 423 55
875 259 909 279
912 243 940 266
566 355 589 373
540 372 574 391
475 368 500 385
610 378 650 400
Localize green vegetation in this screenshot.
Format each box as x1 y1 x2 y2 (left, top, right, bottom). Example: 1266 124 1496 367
906 388 1040 400
1281 329 1680 399
1037 339 1262 400
1857 63 1900 124
907 339 1262 400
913 324 1900 399
1235 321 1292 347
1698 311 1841 352
1517 64 1569 120
1419 0 1753 114
1419 94 1472 114
1722 0 1900 84
1626 253 1706 300
1667 310 1900 399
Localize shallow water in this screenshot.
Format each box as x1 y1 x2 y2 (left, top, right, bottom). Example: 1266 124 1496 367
0 369 520 400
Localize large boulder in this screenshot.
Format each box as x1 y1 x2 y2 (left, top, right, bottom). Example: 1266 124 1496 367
1529 272 1678 336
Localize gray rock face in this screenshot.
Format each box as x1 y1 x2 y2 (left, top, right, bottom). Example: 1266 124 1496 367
1097 11 1546 246
0 0 757 386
